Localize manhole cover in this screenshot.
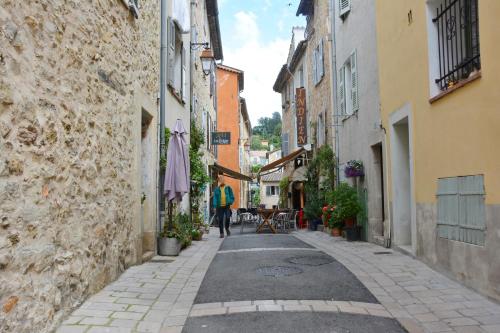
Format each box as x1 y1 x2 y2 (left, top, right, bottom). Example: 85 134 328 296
287 255 334 266
373 251 392 255
256 266 303 277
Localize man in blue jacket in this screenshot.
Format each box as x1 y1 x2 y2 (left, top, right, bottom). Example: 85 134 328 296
213 174 235 238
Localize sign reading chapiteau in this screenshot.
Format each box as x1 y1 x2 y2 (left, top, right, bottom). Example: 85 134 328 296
296 87 307 146
211 132 231 145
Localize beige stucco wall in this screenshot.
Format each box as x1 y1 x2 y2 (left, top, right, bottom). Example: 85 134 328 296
260 181 281 209
0 1 160 331
375 0 500 300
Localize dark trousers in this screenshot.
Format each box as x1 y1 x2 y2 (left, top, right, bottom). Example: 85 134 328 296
216 206 231 235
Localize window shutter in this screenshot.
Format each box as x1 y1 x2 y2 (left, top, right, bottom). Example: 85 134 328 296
339 0 351 16
266 186 271 196
181 44 187 102
282 133 289 156
319 39 325 79
167 18 175 87
338 65 346 115
350 50 359 112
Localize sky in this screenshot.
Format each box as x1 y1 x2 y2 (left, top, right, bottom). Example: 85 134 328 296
217 0 305 127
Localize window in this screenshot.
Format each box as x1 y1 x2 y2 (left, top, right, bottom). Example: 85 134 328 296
266 186 279 197
298 66 304 88
430 0 480 92
338 50 358 115
312 39 324 86
437 175 486 246
317 113 325 146
168 18 187 103
339 0 351 17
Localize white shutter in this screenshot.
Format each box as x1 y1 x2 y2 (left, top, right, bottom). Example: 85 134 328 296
350 50 359 112
181 44 187 102
167 18 176 87
339 0 351 16
319 39 324 79
338 65 346 115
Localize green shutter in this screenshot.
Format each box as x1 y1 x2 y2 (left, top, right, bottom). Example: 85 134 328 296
437 175 485 246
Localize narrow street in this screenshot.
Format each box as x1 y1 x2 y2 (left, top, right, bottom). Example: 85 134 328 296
57 229 500 333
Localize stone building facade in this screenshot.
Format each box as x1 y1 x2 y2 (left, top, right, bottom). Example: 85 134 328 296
190 0 223 223
0 1 160 332
297 0 334 150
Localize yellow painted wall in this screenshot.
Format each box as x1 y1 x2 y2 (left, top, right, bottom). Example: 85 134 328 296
375 0 500 204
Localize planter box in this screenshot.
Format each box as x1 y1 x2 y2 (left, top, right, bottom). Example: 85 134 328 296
158 237 181 256
345 226 362 242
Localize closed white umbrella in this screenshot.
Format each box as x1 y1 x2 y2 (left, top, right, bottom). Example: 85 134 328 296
164 119 190 203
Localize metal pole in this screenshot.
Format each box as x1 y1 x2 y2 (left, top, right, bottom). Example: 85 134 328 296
158 0 167 236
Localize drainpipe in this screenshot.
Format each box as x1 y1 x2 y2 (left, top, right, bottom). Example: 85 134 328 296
329 0 340 186
158 0 167 237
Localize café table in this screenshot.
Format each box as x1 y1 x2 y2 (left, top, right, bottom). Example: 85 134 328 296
256 208 287 234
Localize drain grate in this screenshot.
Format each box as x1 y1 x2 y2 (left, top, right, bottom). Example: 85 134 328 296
373 251 393 255
287 255 334 266
256 265 303 278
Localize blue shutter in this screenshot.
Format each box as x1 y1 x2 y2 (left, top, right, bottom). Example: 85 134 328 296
282 133 289 156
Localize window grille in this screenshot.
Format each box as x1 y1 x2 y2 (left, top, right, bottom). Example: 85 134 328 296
433 0 480 90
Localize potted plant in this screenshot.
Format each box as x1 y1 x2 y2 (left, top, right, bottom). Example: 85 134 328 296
191 228 203 241
344 160 364 178
331 182 362 240
158 226 182 256
303 183 323 231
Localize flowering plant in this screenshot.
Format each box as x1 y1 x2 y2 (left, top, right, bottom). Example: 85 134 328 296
344 160 364 178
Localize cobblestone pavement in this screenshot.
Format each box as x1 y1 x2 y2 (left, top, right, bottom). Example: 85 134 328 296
56 230 222 333
56 229 500 333
294 231 500 333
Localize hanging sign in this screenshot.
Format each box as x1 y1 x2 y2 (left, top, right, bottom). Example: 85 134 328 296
211 132 231 145
296 88 307 146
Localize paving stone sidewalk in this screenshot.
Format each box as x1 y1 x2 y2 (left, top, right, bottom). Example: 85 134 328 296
294 231 500 333
56 229 223 333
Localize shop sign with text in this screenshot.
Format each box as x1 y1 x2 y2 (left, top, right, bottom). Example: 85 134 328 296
296 87 307 146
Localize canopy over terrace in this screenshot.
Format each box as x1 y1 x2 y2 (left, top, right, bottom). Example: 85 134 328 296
211 163 253 182
259 146 309 176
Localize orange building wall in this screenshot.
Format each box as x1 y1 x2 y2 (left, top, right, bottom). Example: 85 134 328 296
216 67 242 209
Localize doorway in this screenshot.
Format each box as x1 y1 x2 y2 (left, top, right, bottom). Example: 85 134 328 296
390 114 414 253
141 109 154 253
371 143 385 240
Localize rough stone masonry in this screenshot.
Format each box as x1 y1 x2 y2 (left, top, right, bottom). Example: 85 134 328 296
0 0 159 332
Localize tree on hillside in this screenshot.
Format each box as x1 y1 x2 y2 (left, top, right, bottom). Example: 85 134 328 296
252 112 282 150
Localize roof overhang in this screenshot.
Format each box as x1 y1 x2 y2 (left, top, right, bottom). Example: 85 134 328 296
296 0 314 16
273 64 291 93
240 98 252 134
259 147 307 173
206 0 223 60
289 40 307 72
211 163 253 182
217 64 244 91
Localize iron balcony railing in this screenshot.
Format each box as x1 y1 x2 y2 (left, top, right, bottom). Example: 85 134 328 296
433 0 480 90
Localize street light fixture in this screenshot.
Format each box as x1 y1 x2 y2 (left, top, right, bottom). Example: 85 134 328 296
200 48 215 76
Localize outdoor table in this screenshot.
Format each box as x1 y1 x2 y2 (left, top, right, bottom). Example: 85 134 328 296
256 209 287 234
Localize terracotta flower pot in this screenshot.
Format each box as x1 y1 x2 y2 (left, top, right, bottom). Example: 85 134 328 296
331 227 341 237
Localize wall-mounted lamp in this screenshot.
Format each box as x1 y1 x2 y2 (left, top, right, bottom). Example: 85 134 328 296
200 48 215 76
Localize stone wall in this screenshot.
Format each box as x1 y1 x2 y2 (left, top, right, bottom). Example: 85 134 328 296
0 0 159 332
305 0 333 148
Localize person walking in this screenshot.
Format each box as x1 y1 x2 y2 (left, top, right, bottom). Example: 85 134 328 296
213 174 235 238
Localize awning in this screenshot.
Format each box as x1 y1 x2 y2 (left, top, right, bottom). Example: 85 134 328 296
211 163 253 182
260 147 306 173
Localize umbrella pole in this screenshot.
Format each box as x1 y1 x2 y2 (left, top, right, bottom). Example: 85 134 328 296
168 201 173 231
